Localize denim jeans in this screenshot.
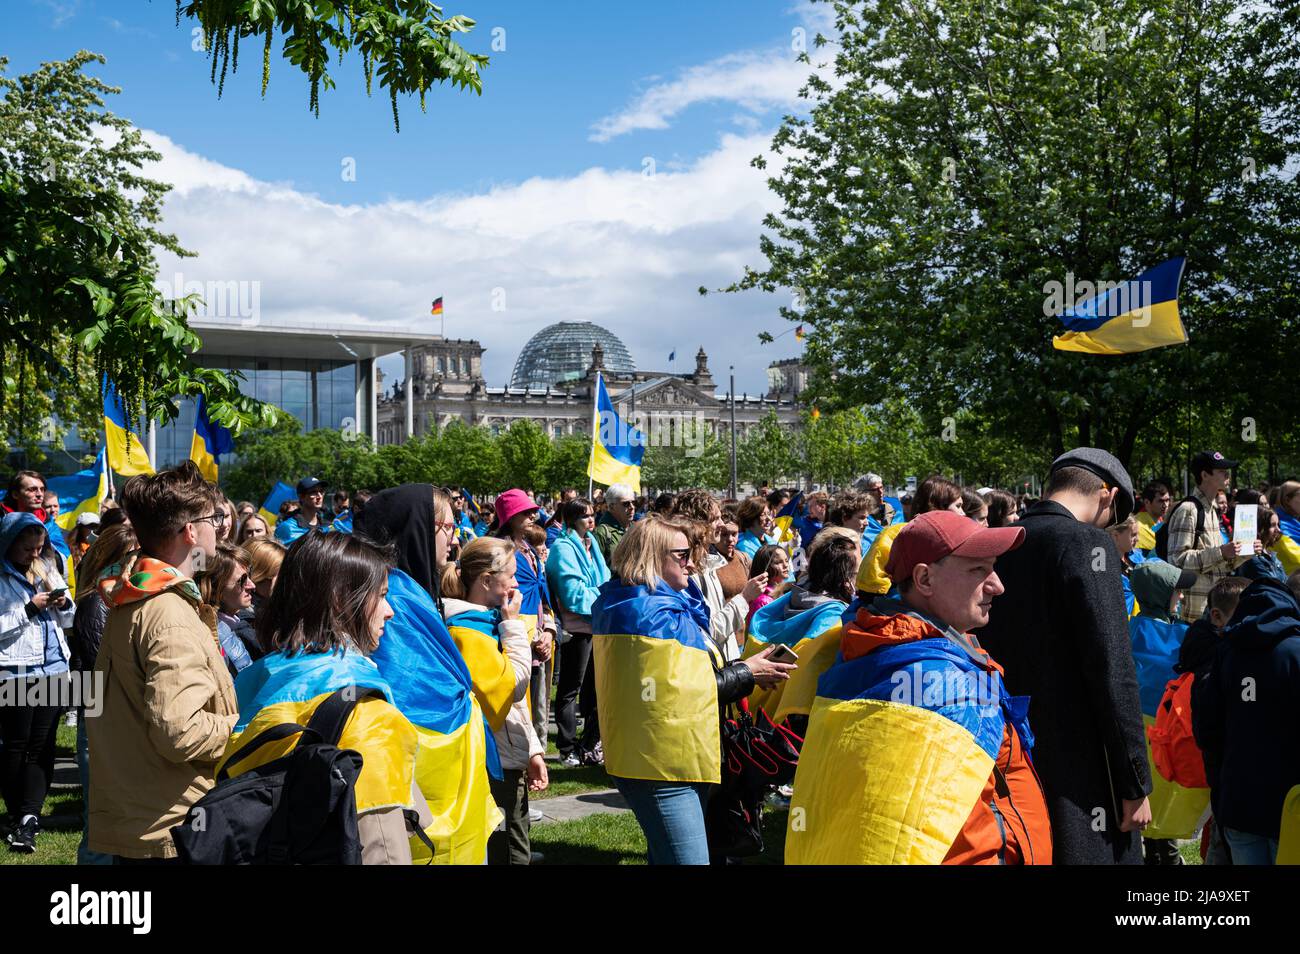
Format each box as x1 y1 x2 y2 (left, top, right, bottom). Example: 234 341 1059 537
75 710 113 865
613 776 711 865
1222 827 1278 865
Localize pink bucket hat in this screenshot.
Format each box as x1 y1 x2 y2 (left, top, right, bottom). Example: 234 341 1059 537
495 489 539 529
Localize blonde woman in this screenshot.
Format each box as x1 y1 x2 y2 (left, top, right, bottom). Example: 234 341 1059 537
242 538 285 613
591 515 793 864
441 536 543 865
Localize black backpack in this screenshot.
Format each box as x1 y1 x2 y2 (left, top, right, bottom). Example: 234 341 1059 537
1154 496 1204 561
172 686 374 865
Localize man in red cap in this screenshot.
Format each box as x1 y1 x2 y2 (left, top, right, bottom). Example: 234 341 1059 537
786 510 1053 865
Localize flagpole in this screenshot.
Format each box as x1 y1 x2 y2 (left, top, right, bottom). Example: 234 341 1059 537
588 372 599 499
729 366 737 499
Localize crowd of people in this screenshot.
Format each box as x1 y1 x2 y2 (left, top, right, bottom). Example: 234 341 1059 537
1 444 1297 865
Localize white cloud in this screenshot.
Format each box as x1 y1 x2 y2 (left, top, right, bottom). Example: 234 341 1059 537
144 129 805 396
589 49 814 143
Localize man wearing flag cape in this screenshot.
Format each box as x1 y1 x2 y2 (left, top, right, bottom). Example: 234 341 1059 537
788 511 1053 864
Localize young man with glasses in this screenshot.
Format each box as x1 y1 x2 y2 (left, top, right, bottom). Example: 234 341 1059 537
87 461 239 863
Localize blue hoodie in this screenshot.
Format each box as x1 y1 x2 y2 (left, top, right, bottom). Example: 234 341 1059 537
545 528 610 623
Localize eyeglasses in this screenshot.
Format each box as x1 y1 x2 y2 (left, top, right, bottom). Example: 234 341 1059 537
194 511 228 528
668 547 692 566
234 573 251 587
433 520 456 533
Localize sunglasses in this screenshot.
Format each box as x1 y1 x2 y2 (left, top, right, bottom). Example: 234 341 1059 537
668 547 692 566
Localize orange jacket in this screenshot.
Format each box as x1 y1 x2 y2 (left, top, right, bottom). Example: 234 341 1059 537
843 604 1053 865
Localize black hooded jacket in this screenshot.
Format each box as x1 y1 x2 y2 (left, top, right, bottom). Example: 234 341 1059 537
354 484 439 598
1192 578 1300 839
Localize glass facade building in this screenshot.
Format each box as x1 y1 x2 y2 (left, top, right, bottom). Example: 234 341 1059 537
155 356 359 469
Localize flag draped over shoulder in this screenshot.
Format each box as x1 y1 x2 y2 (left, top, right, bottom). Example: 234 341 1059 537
102 376 154 476
591 579 721 784
190 393 235 483
369 569 501 863
1052 257 1188 355
258 482 296 527
1275 512 1300 577
587 372 644 492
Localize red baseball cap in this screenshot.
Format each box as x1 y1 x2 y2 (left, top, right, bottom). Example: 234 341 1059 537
885 511 1025 583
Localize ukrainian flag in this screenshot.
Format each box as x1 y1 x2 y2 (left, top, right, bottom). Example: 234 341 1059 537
1130 614 1212 839
445 607 527 733
258 481 296 527
592 579 722 784
787 637 1025 864
1052 257 1188 355
55 449 109 595
370 569 502 863
773 492 803 546
225 650 417 819
189 393 235 483
1275 512 1300 577
102 376 154 476
587 373 644 493
741 590 844 723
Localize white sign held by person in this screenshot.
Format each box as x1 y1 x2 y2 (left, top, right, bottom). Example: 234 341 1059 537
1233 504 1257 557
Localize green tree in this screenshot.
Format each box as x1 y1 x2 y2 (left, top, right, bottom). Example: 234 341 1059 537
498 419 553 492
545 433 591 496
727 0 1300 476
737 411 798 488
222 423 377 503
430 420 501 492
181 0 488 129
1 53 279 462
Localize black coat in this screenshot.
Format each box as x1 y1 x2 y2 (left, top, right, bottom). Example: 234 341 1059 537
977 500 1151 864
1192 578 1300 839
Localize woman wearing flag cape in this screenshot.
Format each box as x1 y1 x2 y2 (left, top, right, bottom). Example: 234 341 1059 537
591 515 794 864
353 484 502 864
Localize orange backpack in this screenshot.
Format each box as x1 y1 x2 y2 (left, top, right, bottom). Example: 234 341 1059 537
1147 673 1208 789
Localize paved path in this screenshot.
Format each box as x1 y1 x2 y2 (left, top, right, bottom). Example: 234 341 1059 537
533 789 629 823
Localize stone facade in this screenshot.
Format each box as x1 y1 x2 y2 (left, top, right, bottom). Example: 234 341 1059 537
375 338 805 446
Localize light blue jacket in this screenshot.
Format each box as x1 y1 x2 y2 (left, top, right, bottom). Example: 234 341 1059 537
274 513 333 545
545 529 610 629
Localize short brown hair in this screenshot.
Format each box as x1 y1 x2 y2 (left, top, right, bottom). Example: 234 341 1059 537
672 490 721 524
830 491 873 525
119 460 220 555
735 496 768 531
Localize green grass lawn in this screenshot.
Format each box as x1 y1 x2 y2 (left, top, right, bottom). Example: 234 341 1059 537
531 805 790 865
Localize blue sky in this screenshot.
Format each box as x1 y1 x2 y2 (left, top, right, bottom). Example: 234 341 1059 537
10 0 835 393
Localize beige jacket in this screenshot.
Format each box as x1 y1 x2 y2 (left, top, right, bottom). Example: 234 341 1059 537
88 575 238 859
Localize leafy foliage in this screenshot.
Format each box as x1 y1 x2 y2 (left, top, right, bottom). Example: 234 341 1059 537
727 0 1300 480
179 0 489 129
0 53 279 464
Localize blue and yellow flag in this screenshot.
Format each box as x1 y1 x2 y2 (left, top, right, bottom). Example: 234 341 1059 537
102 376 154 476
1052 257 1188 355
189 394 235 483
1275 512 1300 577
592 579 721 784
370 569 502 863
587 373 644 492
773 492 803 546
258 481 296 527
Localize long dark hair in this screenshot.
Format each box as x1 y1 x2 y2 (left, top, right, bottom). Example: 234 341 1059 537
256 532 394 656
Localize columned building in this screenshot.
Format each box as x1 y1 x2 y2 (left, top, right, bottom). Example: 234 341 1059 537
376 321 806 446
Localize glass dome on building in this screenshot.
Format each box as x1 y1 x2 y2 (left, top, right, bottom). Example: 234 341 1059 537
510 321 636 390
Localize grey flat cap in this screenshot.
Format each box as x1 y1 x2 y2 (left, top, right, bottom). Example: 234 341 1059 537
1050 447 1135 522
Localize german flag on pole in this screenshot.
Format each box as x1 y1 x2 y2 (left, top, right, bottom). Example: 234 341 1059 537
431 297 444 316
